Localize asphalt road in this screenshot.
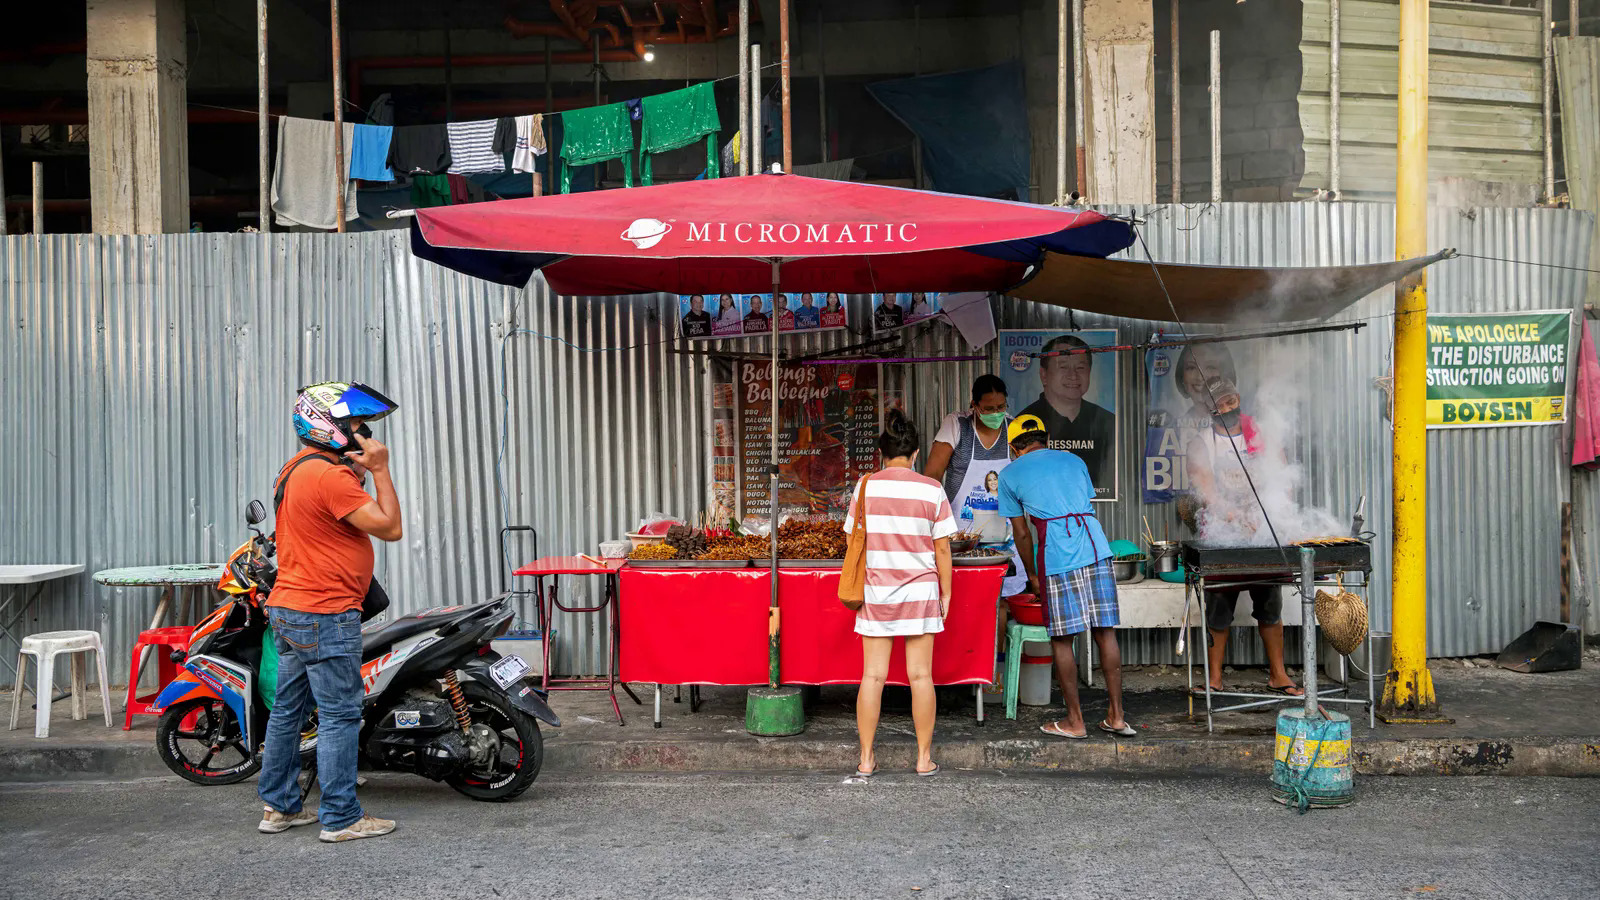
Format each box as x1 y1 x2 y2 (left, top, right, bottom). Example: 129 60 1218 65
2 772 1596 900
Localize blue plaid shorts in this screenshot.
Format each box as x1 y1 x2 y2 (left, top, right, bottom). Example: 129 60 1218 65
1041 557 1121 637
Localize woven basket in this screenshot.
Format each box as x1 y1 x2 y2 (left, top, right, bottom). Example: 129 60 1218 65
1314 589 1369 656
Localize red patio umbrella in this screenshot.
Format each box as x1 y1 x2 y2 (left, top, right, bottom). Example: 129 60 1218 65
410 173 1133 721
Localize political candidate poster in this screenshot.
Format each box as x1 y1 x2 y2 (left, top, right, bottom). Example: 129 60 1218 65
679 292 848 339
997 329 1119 501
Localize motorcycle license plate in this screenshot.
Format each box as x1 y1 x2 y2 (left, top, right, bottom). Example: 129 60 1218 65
488 653 530 689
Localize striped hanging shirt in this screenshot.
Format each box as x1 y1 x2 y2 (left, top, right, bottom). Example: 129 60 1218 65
446 120 505 175
843 467 958 637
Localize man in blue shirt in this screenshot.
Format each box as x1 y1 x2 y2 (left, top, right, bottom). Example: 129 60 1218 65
997 414 1134 740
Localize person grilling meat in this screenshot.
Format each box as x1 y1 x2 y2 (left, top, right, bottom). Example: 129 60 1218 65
1184 376 1303 697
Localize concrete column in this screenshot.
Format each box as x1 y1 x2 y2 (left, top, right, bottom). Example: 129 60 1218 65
87 0 190 234
1081 0 1156 203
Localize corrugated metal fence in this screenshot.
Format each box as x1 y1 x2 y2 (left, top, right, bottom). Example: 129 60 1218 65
1 202 1592 681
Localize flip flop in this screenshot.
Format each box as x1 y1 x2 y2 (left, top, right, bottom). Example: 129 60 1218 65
1098 720 1138 737
852 768 876 778
916 764 941 777
1266 684 1305 697
1039 722 1089 740
1190 685 1226 696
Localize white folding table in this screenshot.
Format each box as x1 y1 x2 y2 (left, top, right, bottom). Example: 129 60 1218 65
0 564 86 683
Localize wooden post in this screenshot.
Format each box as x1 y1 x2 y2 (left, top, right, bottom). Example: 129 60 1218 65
331 0 346 232
258 0 270 231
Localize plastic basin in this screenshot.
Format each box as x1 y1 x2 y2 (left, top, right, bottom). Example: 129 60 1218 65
1005 594 1046 626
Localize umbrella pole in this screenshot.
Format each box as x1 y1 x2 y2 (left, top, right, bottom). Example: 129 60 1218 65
747 257 805 736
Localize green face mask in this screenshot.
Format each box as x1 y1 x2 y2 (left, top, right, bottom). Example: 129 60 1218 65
978 411 1007 430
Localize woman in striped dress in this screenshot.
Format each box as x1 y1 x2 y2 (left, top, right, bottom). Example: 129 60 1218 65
846 409 956 778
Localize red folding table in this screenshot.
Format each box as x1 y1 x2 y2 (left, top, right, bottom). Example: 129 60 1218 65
512 556 640 725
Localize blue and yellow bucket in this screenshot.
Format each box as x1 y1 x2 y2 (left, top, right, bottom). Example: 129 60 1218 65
1271 708 1354 810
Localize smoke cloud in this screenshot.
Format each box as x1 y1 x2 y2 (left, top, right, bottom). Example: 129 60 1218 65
1190 345 1348 547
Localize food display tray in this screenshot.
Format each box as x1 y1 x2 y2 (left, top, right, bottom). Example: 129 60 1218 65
953 554 1010 567
627 559 749 569
776 559 844 568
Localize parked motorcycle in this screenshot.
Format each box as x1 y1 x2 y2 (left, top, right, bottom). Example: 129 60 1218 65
152 500 558 802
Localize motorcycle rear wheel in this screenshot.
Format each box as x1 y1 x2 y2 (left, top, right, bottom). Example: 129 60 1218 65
156 698 261 785
445 681 543 802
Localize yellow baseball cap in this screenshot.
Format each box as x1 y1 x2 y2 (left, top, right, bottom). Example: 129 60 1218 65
1007 414 1047 445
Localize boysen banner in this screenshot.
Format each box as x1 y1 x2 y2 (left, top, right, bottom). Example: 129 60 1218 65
1426 311 1572 428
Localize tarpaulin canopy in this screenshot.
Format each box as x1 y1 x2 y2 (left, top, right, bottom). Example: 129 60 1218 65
867 61 1032 202
409 172 1135 295
1007 249 1456 324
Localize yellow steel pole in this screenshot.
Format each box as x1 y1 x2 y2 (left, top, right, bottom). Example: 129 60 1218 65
1380 0 1445 722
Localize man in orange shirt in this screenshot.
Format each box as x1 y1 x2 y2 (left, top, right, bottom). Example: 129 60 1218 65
257 382 403 843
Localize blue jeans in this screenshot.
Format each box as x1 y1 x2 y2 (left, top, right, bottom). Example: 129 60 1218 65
257 607 364 829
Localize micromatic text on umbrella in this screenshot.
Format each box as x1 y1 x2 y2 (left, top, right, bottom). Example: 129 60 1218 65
680 222 920 244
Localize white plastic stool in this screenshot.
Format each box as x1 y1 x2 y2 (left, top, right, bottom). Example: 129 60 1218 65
9 630 113 738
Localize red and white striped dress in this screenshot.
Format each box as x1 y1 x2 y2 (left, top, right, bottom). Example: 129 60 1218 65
843 467 959 637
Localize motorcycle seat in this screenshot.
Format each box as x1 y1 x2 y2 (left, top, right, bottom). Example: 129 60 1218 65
360 600 500 657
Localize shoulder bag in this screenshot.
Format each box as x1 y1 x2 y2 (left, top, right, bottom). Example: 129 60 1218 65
838 474 872 611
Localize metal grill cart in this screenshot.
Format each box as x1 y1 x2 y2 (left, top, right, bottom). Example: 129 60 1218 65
1182 541 1377 732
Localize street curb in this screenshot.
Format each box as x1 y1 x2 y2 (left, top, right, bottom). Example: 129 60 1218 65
9 735 1596 783
6 733 1593 781
545 736 1600 778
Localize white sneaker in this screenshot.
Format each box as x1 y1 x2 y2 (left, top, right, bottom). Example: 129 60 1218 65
318 814 397 843
258 805 319 834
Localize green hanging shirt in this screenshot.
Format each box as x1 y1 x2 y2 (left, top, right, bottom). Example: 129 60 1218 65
559 101 635 192
640 82 722 184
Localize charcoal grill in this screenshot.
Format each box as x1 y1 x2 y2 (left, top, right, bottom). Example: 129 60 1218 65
1179 539 1376 732
1181 541 1372 580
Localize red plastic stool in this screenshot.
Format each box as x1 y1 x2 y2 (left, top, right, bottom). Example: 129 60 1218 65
123 626 191 730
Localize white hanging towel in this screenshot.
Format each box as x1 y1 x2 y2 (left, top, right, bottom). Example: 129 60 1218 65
270 117 358 230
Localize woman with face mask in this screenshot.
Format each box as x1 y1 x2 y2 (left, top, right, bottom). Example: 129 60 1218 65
924 375 1028 597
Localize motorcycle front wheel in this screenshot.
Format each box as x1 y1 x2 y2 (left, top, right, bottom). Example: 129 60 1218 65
446 680 544 802
156 697 261 785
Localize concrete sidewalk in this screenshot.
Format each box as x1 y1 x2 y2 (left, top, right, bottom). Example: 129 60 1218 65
4 654 1598 782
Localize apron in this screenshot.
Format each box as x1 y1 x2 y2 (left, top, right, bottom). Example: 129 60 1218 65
949 428 1028 597
1027 512 1106 584
1202 422 1267 541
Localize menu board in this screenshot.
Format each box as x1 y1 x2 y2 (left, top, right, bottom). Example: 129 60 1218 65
734 361 880 520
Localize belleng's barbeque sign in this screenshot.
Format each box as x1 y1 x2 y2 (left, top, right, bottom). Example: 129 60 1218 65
1425 310 1573 428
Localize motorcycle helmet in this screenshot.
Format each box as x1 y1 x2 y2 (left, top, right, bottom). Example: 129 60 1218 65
293 381 398 453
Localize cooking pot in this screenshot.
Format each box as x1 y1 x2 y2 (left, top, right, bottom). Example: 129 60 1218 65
1112 558 1144 583
1148 541 1180 574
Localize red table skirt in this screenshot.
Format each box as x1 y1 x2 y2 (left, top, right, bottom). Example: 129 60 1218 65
618 566 1004 686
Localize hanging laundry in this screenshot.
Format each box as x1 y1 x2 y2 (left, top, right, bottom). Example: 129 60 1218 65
792 158 856 181
558 101 634 193
720 131 740 175
626 98 643 121
447 119 506 174
387 124 452 175
270 116 357 230
447 173 475 204
365 93 395 126
1573 322 1600 470
349 124 395 181
410 174 453 209
640 81 721 185
494 114 548 176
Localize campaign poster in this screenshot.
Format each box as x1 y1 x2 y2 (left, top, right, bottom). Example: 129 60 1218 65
711 293 746 337
680 292 848 339
997 329 1119 501
870 292 943 331
1426 311 1571 428
1142 341 1248 503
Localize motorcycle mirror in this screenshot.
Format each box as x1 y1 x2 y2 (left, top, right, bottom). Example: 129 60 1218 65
245 499 267 527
